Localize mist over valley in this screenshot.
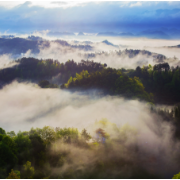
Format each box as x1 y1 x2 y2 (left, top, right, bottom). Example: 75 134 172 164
1 1 180 179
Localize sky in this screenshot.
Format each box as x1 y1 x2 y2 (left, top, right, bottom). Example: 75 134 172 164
1 1 180 38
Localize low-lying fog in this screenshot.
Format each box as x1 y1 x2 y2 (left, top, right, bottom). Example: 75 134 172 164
1 81 180 178
0 81 152 132
1 35 180 69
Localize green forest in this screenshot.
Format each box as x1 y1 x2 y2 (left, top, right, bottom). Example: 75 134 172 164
62 68 153 102
61 60 180 104
2 1 180 179
2 57 180 104
0 57 105 85
1 113 180 179
2 57 180 178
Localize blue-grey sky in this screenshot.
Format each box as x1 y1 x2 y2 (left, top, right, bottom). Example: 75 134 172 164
1 1 180 38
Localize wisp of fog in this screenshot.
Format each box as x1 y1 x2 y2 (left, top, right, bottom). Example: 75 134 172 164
15 36 180 69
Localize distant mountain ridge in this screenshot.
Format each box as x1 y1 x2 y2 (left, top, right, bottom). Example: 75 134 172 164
47 31 75 36
0 37 93 55
2 27 180 40
1 28 177 40
97 32 134 37
0 35 14 39
137 30 170 39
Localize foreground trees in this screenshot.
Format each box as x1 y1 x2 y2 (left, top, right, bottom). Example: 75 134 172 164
7 169 20 179
0 122 157 179
1 111 180 179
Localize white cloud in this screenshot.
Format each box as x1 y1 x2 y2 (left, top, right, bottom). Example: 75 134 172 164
119 1 180 9
0 1 89 9
0 1 178 11
119 1 142 8
130 2 142 8
28 1 87 9
0 1 24 9
119 1 130 8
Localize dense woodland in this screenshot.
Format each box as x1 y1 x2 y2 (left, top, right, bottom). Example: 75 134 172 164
1 105 180 179
61 68 154 102
2 57 180 178
130 63 180 104
1 57 180 104
0 57 106 87
0 109 180 179
60 60 180 104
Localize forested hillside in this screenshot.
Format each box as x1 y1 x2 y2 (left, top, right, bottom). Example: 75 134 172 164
1 123 156 179
0 107 180 179
62 68 153 102
0 57 106 87
1 103 180 179
130 63 180 104
1 57 180 178
1 57 180 104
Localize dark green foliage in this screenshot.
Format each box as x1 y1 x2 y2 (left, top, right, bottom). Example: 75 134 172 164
153 63 170 71
29 133 46 167
0 168 7 179
63 68 154 102
0 127 6 135
131 63 180 104
38 80 58 88
174 105 180 120
14 132 32 165
0 58 105 88
38 80 50 88
0 141 18 171
0 123 177 179
1 135 17 155
0 134 3 141
3 57 178 104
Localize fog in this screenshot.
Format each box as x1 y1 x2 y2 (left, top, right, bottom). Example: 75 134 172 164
0 54 19 69
1 34 180 70
16 41 158 69
0 81 151 132
16 35 180 69
1 81 180 178
144 47 180 60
